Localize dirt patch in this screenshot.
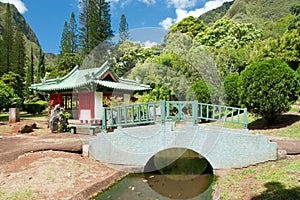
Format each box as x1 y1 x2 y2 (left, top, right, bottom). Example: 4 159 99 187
0 120 125 199
0 151 124 200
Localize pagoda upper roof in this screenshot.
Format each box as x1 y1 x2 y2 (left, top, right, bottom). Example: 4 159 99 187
29 61 151 92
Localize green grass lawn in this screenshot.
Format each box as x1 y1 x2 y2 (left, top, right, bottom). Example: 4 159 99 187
0 111 48 122
221 109 300 140
217 156 300 199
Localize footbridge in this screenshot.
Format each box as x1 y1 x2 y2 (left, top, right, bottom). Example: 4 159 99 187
89 101 277 171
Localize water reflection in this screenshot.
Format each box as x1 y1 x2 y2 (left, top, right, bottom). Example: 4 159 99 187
96 149 215 200
145 174 214 199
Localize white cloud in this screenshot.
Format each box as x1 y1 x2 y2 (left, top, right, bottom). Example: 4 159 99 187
160 0 234 30
0 0 27 14
110 0 156 7
159 17 174 30
139 0 156 5
167 0 197 9
142 40 158 48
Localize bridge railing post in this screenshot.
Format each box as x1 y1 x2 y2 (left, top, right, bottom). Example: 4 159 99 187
160 101 166 125
243 108 248 129
102 107 107 132
192 101 198 126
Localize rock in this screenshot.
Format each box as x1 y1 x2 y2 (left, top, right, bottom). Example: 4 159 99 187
31 123 37 129
277 149 287 160
19 125 33 133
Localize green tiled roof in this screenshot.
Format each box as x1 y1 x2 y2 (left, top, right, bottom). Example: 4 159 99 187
29 61 151 92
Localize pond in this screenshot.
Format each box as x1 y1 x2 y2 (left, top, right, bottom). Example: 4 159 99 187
95 148 216 200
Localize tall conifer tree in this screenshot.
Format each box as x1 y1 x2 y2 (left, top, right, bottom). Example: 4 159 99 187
13 24 26 78
36 48 45 83
79 0 113 55
119 14 129 43
2 3 14 74
69 12 78 53
59 12 78 54
60 21 70 54
26 48 34 89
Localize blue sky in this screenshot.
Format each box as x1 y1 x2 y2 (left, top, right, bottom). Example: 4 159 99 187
0 0 233 54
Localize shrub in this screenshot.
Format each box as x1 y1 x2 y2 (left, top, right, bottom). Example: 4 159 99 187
238 58 300 124
59 111 71 132
186 80 220 104
224 74 240 107
24 101 48 114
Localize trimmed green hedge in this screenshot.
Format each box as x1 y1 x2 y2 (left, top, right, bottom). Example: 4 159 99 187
24 101 48 114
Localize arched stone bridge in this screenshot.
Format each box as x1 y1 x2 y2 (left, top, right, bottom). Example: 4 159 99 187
89 101 277 171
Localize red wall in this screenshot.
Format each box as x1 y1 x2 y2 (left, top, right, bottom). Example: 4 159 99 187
78 92 95 119
50 94 62 110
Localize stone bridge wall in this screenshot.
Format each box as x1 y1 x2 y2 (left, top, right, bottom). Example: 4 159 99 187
89 123 277 171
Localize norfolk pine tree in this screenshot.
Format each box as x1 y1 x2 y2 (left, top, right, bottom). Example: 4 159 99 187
1 3 14 74
119 14 129 43
79 0 113 55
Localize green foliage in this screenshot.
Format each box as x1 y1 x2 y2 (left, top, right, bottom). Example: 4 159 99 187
238 58 300 124
26 47 34 93
198 1 234 26
24 100 47 114
59 111 71 132
59 12 78 54
224 74 240 107
12 24 26 78
36 48 45 83
79 0 113 55
279 21 300 69
290 4 300 15
186 80 220 104
195 19 261 49
296 65 300 76
169 16 207 38
1 3 14 74
1 71 24 98
0 80 16 111
119 14 129 43
224 0 299 29
49 53 82 78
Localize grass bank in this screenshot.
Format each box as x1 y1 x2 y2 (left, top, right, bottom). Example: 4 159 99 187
216 155 300 199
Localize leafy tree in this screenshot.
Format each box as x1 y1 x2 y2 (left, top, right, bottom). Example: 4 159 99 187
224 74 240 107
195 19 261 49
111 41 157 77
1 71 23 98
79 0 113 55
279 21 300 69
290 4 300 15
49 53 82 78
186 80 220 104
238 58 300 124
169 16 207 38
119 14 129 43
0 80 16 111
297 65 300 76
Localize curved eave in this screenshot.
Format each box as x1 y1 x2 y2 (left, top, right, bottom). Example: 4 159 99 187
30 80 151 92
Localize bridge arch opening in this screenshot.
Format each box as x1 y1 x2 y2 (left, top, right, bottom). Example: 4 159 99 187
143 148 214 199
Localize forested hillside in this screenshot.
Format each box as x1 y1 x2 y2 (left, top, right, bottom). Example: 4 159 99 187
224 0 299 27
198 1 234 26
